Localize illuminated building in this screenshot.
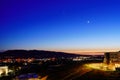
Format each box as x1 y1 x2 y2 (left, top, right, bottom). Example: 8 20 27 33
0 66 8 76
104 51 120 70
15 73 48 80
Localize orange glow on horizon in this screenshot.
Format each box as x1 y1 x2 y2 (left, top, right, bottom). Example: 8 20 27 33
52 49 120 55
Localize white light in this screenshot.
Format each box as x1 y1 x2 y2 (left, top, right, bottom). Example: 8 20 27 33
87 20 90 23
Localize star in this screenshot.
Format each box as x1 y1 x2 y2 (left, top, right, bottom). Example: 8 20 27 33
87 20 90 24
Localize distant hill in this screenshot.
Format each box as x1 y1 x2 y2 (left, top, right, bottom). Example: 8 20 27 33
0 50 81 59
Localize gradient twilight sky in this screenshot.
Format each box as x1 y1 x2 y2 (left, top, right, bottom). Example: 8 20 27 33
1 0 120 53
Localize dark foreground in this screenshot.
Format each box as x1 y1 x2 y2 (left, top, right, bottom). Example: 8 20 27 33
47 62 120 80
1 60 120 80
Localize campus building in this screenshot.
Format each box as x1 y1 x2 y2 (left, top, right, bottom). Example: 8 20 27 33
0 66 8 76
104 51 120 70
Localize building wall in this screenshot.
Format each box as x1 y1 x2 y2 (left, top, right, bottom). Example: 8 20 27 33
104 52 120 64
104 51 120 70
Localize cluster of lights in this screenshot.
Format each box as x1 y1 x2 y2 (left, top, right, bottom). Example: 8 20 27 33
85 63 116 71
73 56 90 61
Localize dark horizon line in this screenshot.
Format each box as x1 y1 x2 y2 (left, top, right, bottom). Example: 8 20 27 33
0 49 106 55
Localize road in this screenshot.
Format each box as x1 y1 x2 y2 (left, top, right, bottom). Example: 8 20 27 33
47 62 120 80
62 65 92 80
47 63 93 80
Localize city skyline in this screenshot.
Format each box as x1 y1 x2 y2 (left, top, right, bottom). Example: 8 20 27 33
1 0 120 54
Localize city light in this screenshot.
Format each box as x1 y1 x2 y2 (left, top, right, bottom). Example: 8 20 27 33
85 63 115 71
0 66 8 76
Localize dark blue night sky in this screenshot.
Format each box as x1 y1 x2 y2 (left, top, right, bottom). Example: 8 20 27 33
1 0 120 53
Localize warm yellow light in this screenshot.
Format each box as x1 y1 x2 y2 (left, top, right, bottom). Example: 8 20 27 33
85 63 115 71
0 66 8 76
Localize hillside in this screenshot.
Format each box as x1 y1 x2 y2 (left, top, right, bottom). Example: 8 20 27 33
0 50 81 59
